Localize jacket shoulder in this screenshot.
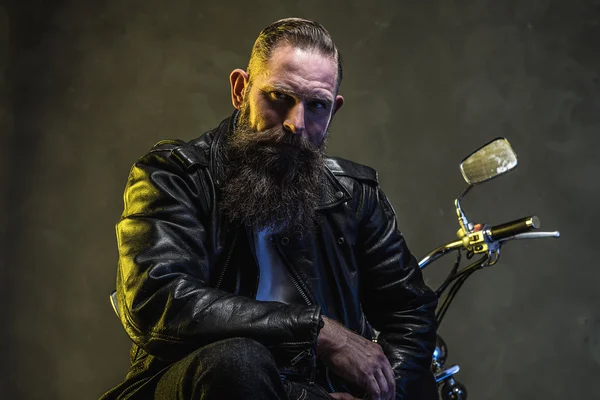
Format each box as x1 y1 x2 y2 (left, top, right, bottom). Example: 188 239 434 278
140 116 230 170
139 131 214 171
325 156 379 186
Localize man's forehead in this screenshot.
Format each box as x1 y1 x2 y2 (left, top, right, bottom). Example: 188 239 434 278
256 45 337 97
261 82 334 103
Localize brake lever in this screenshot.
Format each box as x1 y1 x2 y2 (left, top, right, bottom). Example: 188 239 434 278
500 231 561 242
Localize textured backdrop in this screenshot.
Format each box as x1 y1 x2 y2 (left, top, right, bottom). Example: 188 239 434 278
1 0 599 399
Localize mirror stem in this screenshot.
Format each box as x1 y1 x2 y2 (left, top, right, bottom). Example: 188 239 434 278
455 185 473 234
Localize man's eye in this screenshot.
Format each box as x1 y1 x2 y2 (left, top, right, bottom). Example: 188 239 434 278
271 91 288 100
309 101 327 110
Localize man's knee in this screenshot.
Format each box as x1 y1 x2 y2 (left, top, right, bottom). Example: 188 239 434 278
208 337 275 374
155 338 282 399
188 337 276 382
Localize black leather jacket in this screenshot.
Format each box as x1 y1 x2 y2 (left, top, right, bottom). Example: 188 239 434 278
104 114 438 399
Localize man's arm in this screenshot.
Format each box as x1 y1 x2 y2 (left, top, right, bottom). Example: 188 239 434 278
115 144 321 361
358 185 439 398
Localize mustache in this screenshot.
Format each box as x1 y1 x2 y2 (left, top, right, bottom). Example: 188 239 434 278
227 125 323 179
229 125 319 153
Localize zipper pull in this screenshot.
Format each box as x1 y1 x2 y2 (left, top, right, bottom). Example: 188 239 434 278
291 348 312 366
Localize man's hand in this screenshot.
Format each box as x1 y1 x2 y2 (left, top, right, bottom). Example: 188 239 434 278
317 317 396 400
329 393 362 400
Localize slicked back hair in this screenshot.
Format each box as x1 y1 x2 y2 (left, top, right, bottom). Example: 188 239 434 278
247 18 343 91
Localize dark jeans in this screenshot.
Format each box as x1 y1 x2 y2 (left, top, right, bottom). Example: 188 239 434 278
153 337 331 400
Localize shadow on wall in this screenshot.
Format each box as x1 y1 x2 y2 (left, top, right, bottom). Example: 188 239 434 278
2 0 77 398
0 3 10 396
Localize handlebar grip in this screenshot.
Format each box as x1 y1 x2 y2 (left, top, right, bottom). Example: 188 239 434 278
489 216 540 241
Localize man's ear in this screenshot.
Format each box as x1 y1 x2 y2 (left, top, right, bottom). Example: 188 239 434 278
230 69 249 109
332 94 344 116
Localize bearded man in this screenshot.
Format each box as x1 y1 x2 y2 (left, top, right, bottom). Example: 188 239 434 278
101 17 439 400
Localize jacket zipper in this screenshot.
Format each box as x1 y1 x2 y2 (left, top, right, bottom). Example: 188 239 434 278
269 237 318 383
325 368 336 393
215 230 238 290
290 348 312 365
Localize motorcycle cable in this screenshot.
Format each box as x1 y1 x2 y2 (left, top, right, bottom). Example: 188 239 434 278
435 254 488 326
435 250 462 297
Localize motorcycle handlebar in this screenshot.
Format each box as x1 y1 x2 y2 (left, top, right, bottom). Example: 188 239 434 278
488 216 540 241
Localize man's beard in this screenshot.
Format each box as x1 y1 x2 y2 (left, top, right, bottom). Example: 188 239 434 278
219 105 328 232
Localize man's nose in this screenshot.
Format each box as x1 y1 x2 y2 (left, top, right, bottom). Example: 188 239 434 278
283 102 305 135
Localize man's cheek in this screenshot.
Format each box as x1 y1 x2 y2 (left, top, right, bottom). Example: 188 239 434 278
255 108 284 131
308 125 328 145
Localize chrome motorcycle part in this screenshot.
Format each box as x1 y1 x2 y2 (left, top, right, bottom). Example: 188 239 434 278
432 334 448 367
502 230 561 241
435 364 460 383
440 378 468 400
455 185 473 235
419 240 463 269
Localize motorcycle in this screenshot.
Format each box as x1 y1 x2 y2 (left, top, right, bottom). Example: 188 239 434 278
419 137 560 399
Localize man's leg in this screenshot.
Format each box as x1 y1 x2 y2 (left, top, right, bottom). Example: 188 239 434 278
153 337 288 399
282 378 332 400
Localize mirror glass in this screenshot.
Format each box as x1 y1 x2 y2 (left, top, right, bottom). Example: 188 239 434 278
460 138 518 184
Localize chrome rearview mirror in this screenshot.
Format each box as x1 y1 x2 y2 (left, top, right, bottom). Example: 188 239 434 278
455 137 518 236
460 138 518 185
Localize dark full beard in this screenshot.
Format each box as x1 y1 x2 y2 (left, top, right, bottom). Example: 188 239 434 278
219 107 327 232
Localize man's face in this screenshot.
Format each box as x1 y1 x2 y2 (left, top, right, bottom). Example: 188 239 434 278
233 44 343 146
221 45 343 230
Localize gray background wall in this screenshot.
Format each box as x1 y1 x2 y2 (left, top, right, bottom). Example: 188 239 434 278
1 0 598 399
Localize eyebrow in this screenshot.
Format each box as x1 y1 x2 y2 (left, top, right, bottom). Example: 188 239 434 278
263 84 333 105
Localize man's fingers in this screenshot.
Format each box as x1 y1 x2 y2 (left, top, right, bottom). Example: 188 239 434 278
329 393 362 400
381 362 396 399
374 369 391 400
365 375 382 400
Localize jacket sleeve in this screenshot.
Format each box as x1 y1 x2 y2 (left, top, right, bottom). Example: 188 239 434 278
115 144 321 362
357 184 438 399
